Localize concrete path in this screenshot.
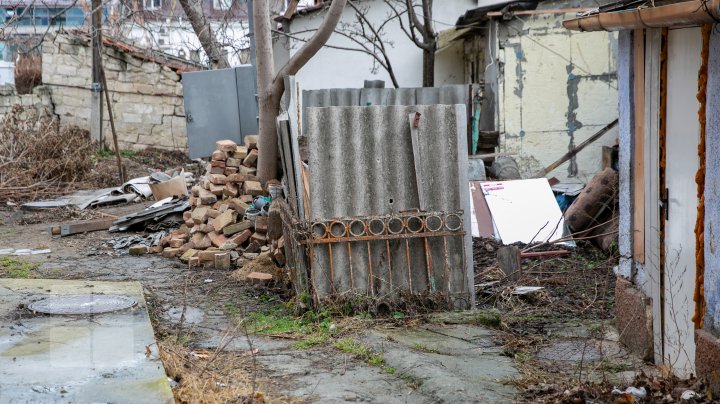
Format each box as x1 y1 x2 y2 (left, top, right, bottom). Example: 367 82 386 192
0 279 173 403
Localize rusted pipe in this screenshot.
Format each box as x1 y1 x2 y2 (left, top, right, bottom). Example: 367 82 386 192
564 0 720 31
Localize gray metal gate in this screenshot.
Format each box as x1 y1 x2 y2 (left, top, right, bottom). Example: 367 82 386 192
182 65 258 158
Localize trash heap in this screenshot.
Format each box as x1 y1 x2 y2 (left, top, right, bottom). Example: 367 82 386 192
154 137 285 271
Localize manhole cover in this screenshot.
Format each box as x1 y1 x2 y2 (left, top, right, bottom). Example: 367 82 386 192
28 294 137 315
536 340 603 362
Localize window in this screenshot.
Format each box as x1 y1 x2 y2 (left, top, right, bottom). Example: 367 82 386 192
213 0 232 10
64 8 84 26
143 0 161 10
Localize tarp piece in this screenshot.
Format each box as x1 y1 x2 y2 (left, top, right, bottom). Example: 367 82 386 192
481 179 565 244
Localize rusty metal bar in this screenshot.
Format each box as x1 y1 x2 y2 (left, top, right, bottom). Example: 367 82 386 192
442 236 451 293
300 231 463 244
386 240 393 292
367 241 374 296
347 241 354 292
327 243 334 293
405 239 412 291
423 237 435 292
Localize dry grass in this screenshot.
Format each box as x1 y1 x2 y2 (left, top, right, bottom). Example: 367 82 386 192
159 339 268 404
0 105 96 203
14 53 42 95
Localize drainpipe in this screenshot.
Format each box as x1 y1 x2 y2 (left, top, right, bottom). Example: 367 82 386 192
564 0 720 31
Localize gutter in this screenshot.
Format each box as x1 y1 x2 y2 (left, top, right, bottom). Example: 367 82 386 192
564 0 720 31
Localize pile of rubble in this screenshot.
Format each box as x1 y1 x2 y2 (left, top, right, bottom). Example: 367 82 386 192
145 138 285 271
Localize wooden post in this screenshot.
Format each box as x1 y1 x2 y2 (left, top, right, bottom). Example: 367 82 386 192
497 245 521 280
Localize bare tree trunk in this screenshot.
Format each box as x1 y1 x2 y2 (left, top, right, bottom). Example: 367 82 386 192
255 0 347 182
254 0 277 182
422 42 435 87
178 0 230 68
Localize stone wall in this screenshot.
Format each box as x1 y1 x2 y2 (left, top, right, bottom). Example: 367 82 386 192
39 32 188 150
0 85 53 118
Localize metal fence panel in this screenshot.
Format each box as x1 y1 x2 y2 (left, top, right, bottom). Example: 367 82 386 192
304 104 473 307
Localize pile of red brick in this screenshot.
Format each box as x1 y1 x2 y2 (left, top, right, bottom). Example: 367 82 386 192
155 137 284 271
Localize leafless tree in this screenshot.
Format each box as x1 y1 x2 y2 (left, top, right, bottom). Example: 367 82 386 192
386 0 436 87
254 0 347 182
177 0 230 68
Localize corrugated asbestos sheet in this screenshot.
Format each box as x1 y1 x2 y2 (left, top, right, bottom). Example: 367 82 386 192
301 85 469 135
304 105 473 307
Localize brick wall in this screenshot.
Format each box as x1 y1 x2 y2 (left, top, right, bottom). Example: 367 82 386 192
38 32 188 150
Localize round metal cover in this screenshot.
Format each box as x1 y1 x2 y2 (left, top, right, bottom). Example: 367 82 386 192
28 294 137 315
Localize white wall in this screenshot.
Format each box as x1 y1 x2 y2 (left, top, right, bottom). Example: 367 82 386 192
120 21 249 67
496 13 618 182
281 0 476 89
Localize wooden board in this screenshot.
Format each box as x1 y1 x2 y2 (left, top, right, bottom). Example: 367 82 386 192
633 29 646 263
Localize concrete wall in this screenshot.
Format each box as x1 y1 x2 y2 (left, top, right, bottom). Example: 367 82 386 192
278 0 476 89
40 32 187 150
495 13 618 182
704 29 720 335
616 30 633 280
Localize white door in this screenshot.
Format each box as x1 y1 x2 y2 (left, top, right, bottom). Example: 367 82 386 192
663 26 702 377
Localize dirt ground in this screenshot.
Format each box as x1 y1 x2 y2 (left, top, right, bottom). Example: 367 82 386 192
0 147 708 403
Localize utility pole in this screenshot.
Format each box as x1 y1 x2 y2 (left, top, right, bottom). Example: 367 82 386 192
90 0 103 144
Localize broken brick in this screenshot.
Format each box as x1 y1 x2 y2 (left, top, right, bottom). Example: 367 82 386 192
228 199 250 215
234 145 249 159
210 166 225 175
224 182 239 198
242 180 263 196
214 252 232 270
247 272 273 283
212 210 236 231
224 167 238 175
228 229 252 246
209 174 227 185
216 139 238 152
198 249 222 262
254 216 268 233
250 232 267 244
210 160 226 168
244 135 258 150
129 244 148 256
238 166 257 175
209 183 225 196
180 248 198 262
210 233 228 248
226 157 241 168
162 247 182 258
242 149 258 168
207 209 221 219
211 149 227 161
223 220 252 236
198 189 217 205
169 238 185 248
